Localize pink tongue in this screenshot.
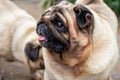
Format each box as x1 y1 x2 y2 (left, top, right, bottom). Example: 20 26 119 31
38 35 46 41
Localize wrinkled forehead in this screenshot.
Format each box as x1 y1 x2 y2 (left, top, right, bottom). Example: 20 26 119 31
55 1 74 9
42 1 74 16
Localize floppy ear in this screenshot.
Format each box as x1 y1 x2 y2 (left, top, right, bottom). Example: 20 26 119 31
77 12 93 28
25 43 41 62
74 6 94 34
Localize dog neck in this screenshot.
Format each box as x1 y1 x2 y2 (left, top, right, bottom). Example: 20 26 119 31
43 42 92 79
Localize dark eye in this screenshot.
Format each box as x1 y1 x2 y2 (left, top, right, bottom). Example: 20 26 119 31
51 14 68 33
56 21 63 28
55 19 68 33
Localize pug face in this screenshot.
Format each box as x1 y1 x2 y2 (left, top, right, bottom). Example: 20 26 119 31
36 1 94 54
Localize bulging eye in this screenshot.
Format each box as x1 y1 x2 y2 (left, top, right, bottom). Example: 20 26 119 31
56 21 63 28
51 14 68 33
55 19 64 29
55 20 68 33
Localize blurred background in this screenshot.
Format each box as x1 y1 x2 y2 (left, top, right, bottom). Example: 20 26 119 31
0 0 120 80
41 0 120 15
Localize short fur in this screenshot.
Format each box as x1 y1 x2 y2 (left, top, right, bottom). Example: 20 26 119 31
0 0 43 79
37 0 118 80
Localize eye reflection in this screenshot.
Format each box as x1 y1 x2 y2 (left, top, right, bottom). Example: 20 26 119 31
56 21 63 28
51 14 68 33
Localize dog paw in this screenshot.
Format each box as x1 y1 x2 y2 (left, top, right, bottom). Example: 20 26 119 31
25 42 41 62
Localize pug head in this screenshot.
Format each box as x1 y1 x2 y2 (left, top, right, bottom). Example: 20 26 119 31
36 1 94 54
36 1 94 69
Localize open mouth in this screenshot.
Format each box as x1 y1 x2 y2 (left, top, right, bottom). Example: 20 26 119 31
38 35 48 47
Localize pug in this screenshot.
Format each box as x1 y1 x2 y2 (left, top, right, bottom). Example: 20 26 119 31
0 0 44 80
36 0 118 80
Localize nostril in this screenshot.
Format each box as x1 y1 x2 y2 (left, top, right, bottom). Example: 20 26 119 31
36 27 41 35
36 22 48 35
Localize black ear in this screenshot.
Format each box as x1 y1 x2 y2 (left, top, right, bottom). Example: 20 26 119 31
74 5 94 34
77 12 93 28
25 43 41 62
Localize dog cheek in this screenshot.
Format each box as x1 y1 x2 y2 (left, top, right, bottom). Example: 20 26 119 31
25 43 41 62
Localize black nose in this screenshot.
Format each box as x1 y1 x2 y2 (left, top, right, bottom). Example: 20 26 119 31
36 23 48 35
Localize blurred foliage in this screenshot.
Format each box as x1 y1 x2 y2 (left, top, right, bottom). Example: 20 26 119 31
40 0 120 15
104 0 120 15
40 0 55 9
40 0 76 9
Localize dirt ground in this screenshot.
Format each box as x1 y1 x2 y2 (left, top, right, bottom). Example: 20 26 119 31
0 0 120 80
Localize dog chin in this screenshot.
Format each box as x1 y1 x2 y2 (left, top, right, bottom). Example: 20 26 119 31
39 37 65 53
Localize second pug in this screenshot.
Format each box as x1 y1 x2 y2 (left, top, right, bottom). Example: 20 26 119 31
0 0 44 80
